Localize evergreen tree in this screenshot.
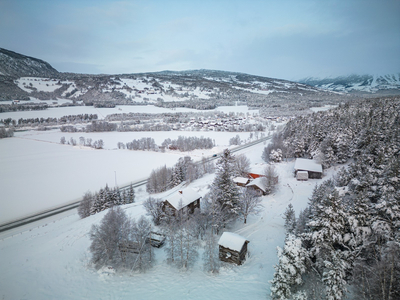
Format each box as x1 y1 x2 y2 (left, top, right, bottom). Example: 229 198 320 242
210 148 240 221
284 203 296 235
270 235 308 300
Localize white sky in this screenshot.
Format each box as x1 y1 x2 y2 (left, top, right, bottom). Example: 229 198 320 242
1 0 399 80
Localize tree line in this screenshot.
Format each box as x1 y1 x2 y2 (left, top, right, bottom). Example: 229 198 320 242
1 113 98 128
78 184 135 219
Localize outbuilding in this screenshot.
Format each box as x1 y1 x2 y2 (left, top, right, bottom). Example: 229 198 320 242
294 158 323 180
163 187 201 215
218 232 249 265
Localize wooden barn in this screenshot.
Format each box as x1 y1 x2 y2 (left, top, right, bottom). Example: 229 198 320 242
163 187 201 215
294 158 323 180
218 232 249 265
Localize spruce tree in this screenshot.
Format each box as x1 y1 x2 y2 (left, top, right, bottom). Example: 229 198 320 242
210 148 240 221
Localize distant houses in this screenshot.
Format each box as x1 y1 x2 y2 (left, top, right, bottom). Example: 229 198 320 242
162 187 201 215
294 158 323 180
218 232 249 265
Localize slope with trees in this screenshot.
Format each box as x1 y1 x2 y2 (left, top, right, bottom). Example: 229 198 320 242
270 96 400 299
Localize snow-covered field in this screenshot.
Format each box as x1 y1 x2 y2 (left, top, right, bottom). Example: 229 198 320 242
0 141 336 300
0 129 256 224
0 104 258 121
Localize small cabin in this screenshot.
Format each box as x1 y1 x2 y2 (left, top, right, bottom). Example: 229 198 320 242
218 232 249 265
233 177 250 187
294 158 323 180
163 187 201 215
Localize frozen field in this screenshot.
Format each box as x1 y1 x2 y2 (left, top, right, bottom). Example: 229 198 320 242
0 104 258 121
0 129 257 224
0 142 336 300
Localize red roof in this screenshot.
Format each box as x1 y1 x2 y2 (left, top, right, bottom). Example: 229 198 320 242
247 173 265 179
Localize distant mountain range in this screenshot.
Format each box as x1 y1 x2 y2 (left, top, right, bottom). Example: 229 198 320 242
0 48 398 109
299 74 400 94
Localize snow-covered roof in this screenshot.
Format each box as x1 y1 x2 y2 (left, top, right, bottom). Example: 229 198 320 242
294 158 322 173
164 187 201 210
218 232 249 252
233 177 249 184
246 177 267 192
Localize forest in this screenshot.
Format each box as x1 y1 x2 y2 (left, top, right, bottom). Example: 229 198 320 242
268 96 400 299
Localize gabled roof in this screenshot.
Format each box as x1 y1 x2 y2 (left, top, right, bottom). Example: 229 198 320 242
246 177 267 193
294 158 323 173
218 232 249 252
164 187 201 210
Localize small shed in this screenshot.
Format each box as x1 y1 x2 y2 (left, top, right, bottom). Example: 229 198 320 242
163 187 201 215
218 232 249 265
294 158 323 179
246 177 268 195
233 177 250 187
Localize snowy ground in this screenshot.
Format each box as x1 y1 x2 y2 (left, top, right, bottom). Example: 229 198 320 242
0 140 337 299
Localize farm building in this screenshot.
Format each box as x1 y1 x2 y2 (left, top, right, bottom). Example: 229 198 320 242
294 158 323 180
163 187 201 215
233 177 250 187
246 177 268 195
218 232 249 265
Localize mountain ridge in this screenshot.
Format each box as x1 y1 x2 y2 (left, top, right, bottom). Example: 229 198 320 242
299 73 400 94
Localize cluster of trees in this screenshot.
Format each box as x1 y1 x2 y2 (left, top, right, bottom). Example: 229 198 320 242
123 137 156 151
146 155 215 194
60 136 104 149
78 184 135 218
85 121 118 132
0 127 14 138
0 114 98 127
0 103 48 113
161 136 214 151
89 207 153 272
262 97 399 168
1 113 98 128
229 134 242 145
270 97 400 299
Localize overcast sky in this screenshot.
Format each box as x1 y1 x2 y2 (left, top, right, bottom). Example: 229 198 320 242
1 0 399 80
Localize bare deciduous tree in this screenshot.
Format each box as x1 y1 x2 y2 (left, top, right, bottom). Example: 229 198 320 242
233 154 251 177
238 188 263 224
78 191 93 219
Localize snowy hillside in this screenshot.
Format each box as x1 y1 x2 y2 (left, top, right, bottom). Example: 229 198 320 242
0 48 59 78
299 73 400 94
